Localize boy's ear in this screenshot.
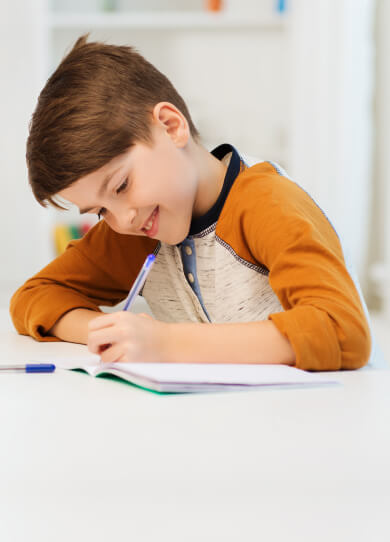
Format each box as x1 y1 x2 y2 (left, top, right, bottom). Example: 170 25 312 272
152 102 189 147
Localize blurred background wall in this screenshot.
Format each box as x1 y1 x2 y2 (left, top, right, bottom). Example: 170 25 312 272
0 0 388 322
370 0 390 318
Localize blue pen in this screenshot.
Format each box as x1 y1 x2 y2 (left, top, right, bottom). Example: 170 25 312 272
0 363 56 373
123 254 156 312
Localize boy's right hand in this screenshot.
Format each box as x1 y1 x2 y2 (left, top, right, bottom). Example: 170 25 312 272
87 311 167 364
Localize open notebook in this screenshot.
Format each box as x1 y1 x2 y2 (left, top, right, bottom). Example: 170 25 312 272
53 356 339 393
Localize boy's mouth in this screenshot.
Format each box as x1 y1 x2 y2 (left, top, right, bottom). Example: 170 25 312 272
141 206 159 237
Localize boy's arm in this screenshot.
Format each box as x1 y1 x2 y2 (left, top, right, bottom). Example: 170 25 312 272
10 220 157 342
237 165 371 371
162 319 295 365
48 308 99 344
87 308 295 365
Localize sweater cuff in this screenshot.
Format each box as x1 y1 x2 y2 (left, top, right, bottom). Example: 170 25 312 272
269 307 342 371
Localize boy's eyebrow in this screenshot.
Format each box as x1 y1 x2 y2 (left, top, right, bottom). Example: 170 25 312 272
79 167 122 214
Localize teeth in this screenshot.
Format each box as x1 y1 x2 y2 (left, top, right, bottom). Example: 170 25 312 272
143 208 157 232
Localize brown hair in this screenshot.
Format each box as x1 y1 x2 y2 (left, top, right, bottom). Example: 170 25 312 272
26 34 200 209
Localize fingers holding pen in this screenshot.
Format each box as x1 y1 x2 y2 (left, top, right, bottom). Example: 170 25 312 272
87 253 159 363
87 312 143 361
87 320 125 356
98 342 124 364
88 312 122 331
87 310 166 363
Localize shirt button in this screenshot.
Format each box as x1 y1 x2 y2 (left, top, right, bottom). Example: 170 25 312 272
185 245 192 256
187 272 195 283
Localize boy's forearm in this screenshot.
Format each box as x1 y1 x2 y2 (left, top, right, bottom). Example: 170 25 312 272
48 308 100 344
162 320 296 365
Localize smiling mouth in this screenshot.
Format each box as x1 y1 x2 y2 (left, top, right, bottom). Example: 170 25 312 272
141 206 159 236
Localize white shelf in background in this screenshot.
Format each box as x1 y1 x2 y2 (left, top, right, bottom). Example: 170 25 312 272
48 11 288 31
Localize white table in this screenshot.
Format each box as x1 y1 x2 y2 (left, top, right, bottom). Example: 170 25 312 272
0 308 389 542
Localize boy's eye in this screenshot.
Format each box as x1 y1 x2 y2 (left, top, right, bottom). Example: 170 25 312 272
116 177 128 194
97 178 128 219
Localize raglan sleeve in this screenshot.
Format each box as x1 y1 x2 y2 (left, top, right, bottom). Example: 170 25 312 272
243 165 371 371
9 220 157 342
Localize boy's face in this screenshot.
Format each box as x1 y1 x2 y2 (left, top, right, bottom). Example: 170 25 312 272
57 108 199 245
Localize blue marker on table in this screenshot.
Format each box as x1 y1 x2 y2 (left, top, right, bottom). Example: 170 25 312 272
0 363 56 373
123 254 156 312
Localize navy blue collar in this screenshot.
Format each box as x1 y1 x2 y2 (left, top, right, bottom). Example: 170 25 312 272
187 143 242 237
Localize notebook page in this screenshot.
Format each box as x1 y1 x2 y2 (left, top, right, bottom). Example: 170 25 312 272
102 362 339 387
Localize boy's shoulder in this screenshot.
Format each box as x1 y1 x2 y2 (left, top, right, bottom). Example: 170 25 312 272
223 157 307 218
217 154 338 247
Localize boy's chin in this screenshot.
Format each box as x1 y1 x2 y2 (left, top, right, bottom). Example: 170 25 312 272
163 229 190 246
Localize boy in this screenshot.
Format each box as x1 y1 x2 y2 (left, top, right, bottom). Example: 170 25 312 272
10 35 371 370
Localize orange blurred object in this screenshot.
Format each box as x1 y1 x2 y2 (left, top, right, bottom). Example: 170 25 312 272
206 0 223 12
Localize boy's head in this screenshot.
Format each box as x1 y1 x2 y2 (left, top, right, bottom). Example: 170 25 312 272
26 34 200 210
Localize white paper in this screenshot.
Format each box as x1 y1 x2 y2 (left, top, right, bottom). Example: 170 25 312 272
53 356 340 393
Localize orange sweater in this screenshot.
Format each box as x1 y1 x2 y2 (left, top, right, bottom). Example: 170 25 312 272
10 145 371 370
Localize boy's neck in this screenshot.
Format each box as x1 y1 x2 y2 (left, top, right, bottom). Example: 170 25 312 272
191 142 228 218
